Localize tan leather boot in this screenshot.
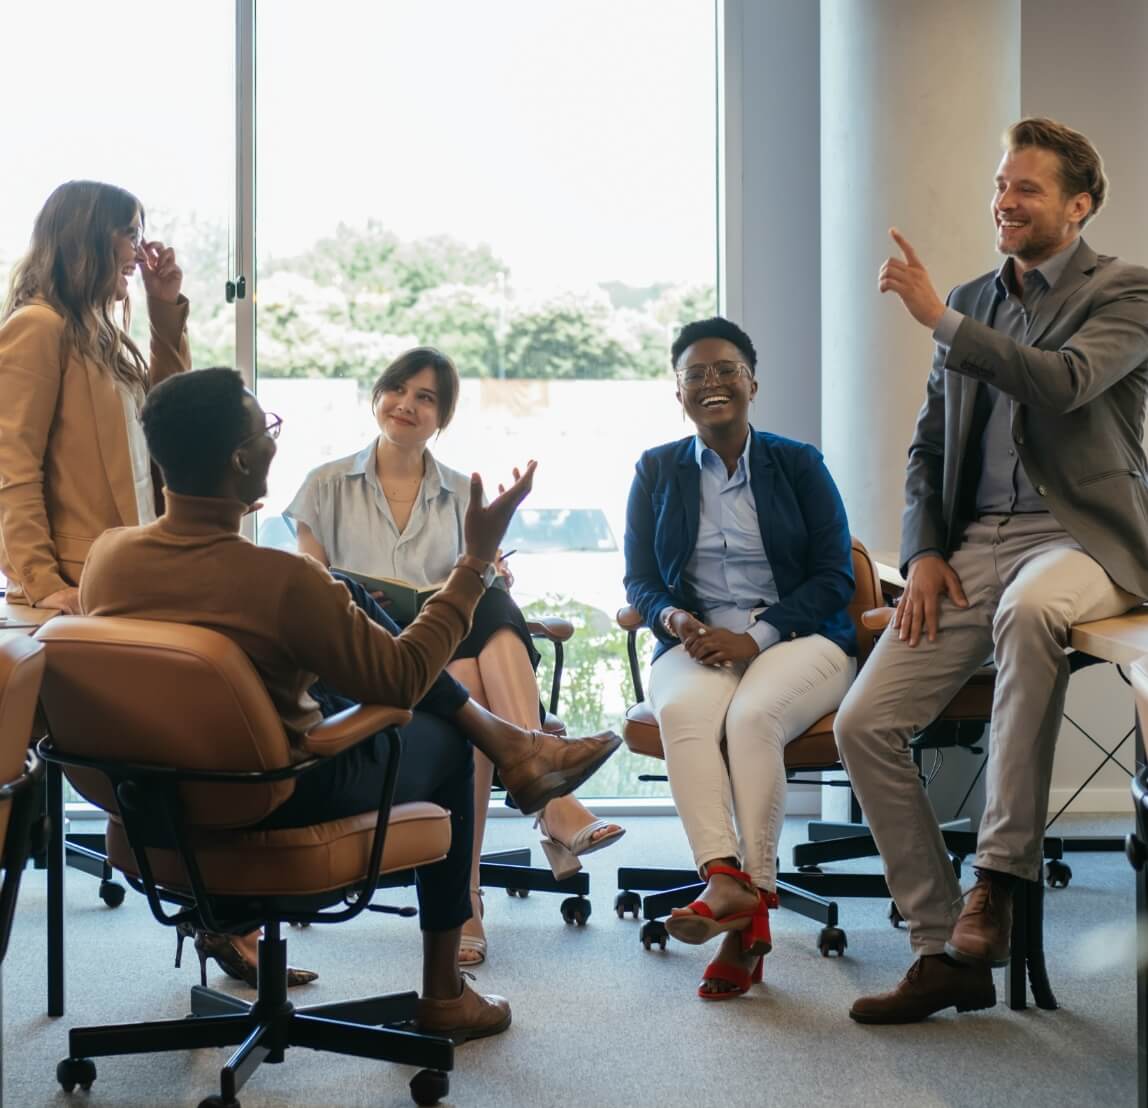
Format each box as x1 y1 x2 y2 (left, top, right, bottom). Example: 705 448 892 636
946 869 1014 967
497 729 621 815
849 954 996 1024
415 980 512 1043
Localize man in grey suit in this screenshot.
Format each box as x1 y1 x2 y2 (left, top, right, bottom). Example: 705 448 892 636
835 117 1148 1024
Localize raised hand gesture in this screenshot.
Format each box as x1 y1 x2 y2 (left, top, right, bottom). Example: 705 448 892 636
463 461 537 563
137 239 183 304
878 228 945 329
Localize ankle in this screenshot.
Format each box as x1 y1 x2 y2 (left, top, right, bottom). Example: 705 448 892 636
974 866 1018 889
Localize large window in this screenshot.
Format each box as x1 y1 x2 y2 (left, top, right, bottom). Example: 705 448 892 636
253 0 718 799
2 1 718 802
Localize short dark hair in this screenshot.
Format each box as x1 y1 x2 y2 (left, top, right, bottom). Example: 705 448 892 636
670 317 758 375
1004 117 1107 227
370 346 459 430
141 368 250 494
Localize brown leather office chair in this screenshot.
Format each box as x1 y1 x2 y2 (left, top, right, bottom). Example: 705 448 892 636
614 537 886 956
35 616 457 1108
0 637 48 1104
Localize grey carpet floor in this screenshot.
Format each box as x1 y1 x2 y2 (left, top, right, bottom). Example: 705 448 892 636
1 813 1137 1108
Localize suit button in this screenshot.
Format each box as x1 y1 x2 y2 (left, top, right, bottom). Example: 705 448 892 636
789 632 797 640
1037 485 1047 496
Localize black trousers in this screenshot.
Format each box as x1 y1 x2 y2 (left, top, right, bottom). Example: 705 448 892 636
257 576 474 932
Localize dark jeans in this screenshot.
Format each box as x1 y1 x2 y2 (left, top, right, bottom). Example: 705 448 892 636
257 574 475 932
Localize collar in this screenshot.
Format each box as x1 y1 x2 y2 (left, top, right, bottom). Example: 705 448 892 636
360 438 448 499
995 235 1082 298
694 426 753 474
161 490 248 535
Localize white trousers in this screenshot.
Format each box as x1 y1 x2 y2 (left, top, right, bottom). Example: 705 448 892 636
647 634 856 889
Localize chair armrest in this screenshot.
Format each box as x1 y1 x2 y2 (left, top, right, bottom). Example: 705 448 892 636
526 617 574 643
861 606 895 632
300 705 413 758
616 605 644 631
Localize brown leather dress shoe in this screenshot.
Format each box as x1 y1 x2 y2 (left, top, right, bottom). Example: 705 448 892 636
849 954 995 1024
497 729 621 815
415 980 512 1043
946 869 1014 967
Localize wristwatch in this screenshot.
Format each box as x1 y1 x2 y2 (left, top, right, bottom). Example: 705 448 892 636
455 554 497 588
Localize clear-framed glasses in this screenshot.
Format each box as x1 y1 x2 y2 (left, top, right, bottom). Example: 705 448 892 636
675 360 749 389
236 411 283 449
120 224 145 250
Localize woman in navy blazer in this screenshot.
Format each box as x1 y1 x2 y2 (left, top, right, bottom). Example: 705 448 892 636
624 317 857 1000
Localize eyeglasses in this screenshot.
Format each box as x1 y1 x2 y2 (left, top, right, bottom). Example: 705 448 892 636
675 360 749 388
236 412 283 449
120 225 145 250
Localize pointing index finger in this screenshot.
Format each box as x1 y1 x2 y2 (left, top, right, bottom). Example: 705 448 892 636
889 227 922 267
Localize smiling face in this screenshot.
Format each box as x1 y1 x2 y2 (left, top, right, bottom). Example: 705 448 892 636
992 146 1091 268
113 210 143 301
374 365 442 449
674 336 757 435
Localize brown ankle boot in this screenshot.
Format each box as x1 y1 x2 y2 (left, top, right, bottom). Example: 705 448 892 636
946 868 1014 967
415 980 512 1043
496 729 621 815
849 954 996 1024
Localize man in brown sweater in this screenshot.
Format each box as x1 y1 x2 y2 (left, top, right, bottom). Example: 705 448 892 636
80 367 621 1042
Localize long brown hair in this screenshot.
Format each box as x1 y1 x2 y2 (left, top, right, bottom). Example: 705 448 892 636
3 180 149 391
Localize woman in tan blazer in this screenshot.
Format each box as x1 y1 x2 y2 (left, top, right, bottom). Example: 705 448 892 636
0 180 190 612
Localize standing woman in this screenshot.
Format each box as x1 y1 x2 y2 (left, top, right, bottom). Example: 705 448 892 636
286 346 624 966
0 180 189 610
624 317 857 999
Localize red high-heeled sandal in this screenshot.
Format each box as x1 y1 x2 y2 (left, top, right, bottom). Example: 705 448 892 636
698 953 764 1000
665 863 763 946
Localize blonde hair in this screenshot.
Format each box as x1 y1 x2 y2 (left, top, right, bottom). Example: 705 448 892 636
3 180 149 391
1004 118 1107 227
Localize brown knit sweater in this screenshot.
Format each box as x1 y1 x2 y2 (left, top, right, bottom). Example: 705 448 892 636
80 491 483 746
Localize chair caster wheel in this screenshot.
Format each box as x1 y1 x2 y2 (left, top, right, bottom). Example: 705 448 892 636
506 887 529 898
889 901 904 928
98 879 125 907
57 1057 96 1093
561 895 591 925
410 1068 450 1106
198 1097 240 1108
615 891 641 919
1046 860 1072 888
640 919 668 951
818 926 847 957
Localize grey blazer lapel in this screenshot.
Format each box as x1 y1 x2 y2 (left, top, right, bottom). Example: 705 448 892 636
1026 239 1098 348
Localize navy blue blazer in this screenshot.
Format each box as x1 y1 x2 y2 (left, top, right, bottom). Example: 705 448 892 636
624 430 856 664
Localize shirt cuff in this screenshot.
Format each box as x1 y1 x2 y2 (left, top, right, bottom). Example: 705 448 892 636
932 307 964 350
747 620 781 653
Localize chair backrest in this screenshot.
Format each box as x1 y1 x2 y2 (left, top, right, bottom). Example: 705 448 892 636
0 636 45 853
35 617 296 829
847 538 883 667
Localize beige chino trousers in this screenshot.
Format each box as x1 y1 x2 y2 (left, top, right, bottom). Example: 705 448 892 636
835 514 1139 956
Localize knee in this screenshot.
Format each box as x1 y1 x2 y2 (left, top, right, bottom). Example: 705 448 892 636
993 592 1063 648
724 700 786 749
656 701 714 744
832 685 875 763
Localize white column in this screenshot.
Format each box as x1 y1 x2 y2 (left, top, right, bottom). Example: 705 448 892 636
722 0 821 448
820 0 1021 555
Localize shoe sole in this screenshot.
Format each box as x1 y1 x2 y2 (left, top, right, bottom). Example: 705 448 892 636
509 735 622 815
848 989 997 1024
664 915 752 945
944 941 1010 968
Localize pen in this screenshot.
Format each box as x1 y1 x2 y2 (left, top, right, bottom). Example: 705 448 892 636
500 549 517 560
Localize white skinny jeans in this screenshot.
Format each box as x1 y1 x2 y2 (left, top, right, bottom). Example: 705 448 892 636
647 634 855 889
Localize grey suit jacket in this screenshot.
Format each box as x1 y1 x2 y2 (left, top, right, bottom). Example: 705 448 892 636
900 238 1148 599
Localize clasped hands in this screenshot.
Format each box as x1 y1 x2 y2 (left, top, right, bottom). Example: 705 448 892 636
667 609 757 667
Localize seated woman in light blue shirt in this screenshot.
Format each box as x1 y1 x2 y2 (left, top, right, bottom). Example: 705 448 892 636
286 347 623 966
624 317 857 1001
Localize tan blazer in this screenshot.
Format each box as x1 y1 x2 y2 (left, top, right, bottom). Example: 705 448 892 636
0 297 190 604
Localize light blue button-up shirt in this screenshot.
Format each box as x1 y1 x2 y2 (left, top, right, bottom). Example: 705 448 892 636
681 432 781 653
284 439 469 586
